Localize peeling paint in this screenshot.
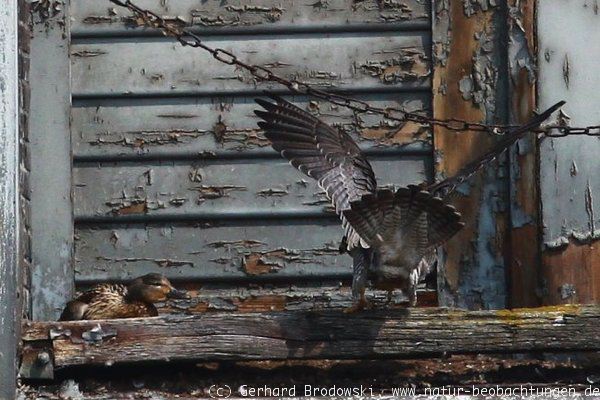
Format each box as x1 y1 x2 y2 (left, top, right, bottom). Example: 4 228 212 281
194 185 247 204
570 161 578 177
96 256 194 268
359 122 430 146
72 49 107 58
545 230 600 249
458 29 498 114
243 253 283 275
462 0 497 17
559 283 576 300
207 240 265 249
89 129 205 148
359 47 429 83
507 2 536 84
107 200 147 216
562 54 570 88
73 0 430 36
256 188 289 197
224 4 284 23
31 0 64 23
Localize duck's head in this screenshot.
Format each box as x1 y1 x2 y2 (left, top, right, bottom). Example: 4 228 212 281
127 273 189 303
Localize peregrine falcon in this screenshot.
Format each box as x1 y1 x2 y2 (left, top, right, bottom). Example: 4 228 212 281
255 95 564 310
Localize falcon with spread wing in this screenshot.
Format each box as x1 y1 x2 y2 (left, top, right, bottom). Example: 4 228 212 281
255 95 564 310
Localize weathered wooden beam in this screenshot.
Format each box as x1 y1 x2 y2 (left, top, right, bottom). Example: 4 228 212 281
507 0 541 307
139 285 435 314
22 305 600 368
432 0 510 308
29 0 74 320
0 0 21 396
537 0 600 305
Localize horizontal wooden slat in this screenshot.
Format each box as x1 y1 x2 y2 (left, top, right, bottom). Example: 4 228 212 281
72 93 432 159
71 0 430 36
73 283 433 313
74 219 350 282
73 156 431 220
71 32 430 97
22 305 599 367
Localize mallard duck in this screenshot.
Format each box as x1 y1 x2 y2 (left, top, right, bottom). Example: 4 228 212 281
59 273 189 320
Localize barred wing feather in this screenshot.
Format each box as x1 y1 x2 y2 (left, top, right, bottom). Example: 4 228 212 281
255 94 377 250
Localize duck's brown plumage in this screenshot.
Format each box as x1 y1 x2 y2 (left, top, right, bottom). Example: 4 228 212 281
58 273 188 321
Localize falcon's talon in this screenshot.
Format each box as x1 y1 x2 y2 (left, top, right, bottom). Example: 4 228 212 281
343 304 362 314
343 297 371 314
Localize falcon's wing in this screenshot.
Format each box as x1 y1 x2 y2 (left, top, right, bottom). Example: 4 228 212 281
255 94 377 250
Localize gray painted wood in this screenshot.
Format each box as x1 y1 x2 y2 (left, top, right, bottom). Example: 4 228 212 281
73 157 431 220
26 0 436 320
71 0 430 35
127 284 415 313
29 3 75 320
538 1 600 247
75 219 348 283
22 305 599 367
72 92 432 160
71 32 430 97
0 1 20 396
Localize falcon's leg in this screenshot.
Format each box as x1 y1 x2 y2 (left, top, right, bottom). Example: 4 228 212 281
408 252 437 306
408 267 420 306
386 290 394 305
344 249 371 313
338 235 348 254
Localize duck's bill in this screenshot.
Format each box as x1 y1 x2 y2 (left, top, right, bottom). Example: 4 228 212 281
167 289 190 299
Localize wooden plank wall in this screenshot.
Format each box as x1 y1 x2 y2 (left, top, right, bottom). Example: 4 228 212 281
538 0 600 304
61 0 436 316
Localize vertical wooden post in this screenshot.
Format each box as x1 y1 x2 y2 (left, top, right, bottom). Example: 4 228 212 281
432 0 510 309
0 0 20 396
506 0 541 307
537 0 600 304
29 0 74 320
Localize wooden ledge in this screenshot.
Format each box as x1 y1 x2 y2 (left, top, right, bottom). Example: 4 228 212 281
21 305 600 370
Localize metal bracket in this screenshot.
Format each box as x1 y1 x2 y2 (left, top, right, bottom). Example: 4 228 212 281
19 345 54 380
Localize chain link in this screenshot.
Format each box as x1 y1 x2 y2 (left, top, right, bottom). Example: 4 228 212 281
109 0 600 137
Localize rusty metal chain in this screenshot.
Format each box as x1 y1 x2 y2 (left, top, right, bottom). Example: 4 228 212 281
541 125 600 137
109 0 600 137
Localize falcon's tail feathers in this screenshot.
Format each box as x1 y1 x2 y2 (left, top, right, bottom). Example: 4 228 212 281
342 187 464 249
